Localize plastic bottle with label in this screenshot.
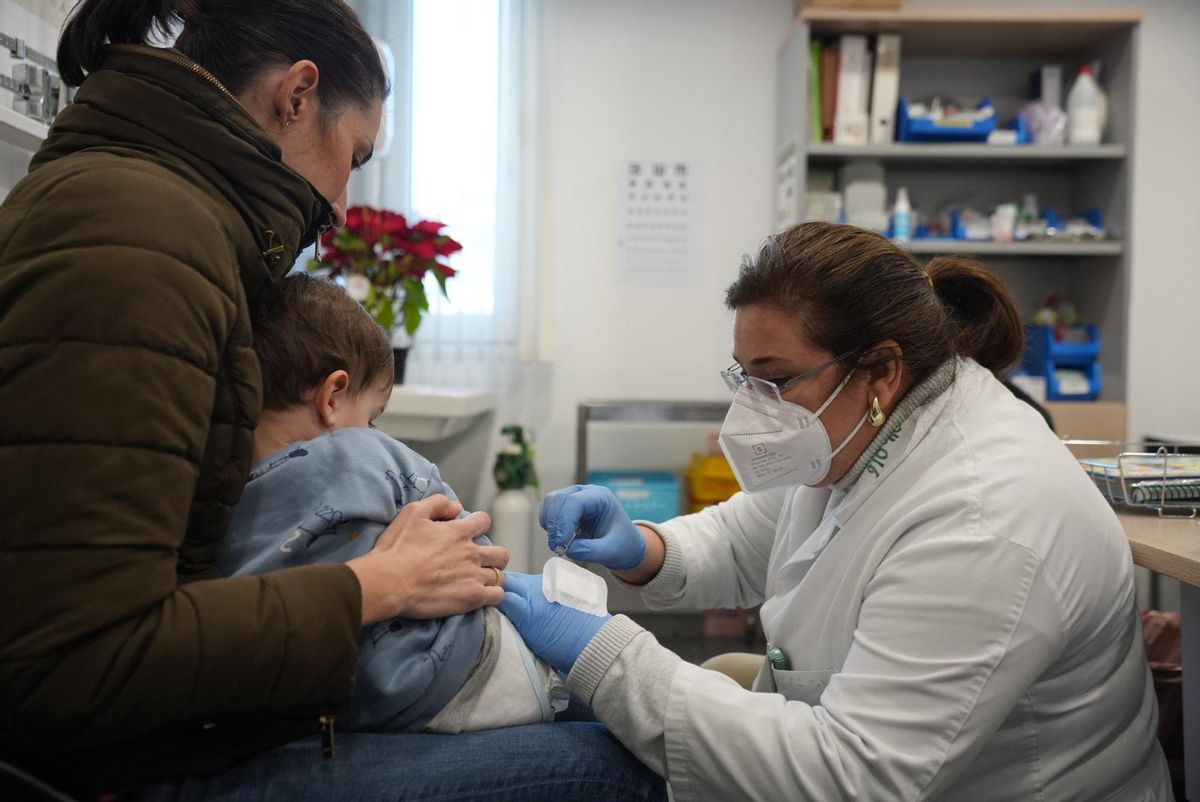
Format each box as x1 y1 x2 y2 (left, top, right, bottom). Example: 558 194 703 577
1066 65 1108 145
892 187 912 242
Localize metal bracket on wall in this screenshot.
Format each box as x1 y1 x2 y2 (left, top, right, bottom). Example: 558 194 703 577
0 32 72 125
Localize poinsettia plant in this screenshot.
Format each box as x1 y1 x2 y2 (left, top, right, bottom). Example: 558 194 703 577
307 205 461 337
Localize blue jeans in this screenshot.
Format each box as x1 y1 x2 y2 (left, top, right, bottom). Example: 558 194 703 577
135 721 665 802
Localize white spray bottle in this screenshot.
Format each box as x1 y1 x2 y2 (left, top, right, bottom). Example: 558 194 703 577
488 425 538 573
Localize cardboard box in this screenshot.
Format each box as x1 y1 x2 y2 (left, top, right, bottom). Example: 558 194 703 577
1049 401 1128 460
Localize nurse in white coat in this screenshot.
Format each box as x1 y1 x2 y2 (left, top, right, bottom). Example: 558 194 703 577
499 222 1172 801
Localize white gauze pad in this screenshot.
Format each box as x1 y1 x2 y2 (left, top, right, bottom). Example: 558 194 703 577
542 557 609 617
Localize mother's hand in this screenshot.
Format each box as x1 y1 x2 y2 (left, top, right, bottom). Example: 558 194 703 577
347 494 507 625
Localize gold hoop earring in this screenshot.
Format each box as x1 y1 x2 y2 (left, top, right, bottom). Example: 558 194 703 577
869 396 886 428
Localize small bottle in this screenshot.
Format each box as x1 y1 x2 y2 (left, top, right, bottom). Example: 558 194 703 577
1067 65 1107 145
892 187 912 242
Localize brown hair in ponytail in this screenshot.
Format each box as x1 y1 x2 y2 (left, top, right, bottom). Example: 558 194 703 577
57 0 387 115
725 223 1024 383
925 254 1024 376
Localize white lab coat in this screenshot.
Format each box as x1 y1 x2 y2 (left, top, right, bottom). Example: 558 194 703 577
611 358 1170 800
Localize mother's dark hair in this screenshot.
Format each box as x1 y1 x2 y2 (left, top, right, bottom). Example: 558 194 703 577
726 223 1023 383
58 0 387 113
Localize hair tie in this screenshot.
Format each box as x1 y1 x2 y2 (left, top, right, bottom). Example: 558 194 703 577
925 272 934 291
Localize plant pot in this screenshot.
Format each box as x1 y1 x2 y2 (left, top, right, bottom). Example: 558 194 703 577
392 347 408 385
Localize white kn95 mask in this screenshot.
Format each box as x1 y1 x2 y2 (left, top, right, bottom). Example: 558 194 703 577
718 369 867 492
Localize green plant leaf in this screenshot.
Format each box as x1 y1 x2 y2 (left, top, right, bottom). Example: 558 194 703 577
402 278 429 337
379 299 395 331
362 285 395 331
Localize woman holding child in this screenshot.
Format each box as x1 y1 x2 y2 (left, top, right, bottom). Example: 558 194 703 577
0 0 1169 799
0 1 660 799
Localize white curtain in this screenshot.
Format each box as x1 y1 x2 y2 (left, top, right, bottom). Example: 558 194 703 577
347 0 550 421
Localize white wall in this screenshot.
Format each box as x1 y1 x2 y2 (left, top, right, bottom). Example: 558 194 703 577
0 0 67 195
533 0 793 494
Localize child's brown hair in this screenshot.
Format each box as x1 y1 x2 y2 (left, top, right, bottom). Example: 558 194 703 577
251 273 393 410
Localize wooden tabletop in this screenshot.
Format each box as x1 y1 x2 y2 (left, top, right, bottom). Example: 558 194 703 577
1119 510 1200 587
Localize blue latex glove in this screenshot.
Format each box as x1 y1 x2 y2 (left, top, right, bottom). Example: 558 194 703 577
540 484 648 571
499 572 611 674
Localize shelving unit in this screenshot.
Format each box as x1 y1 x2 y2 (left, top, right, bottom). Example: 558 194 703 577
807 142 1127 165
795 9 1141 57
776 9 1141 410
0 105 47 151
899 240 1123 257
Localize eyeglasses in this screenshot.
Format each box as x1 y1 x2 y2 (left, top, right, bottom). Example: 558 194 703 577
721 348 859 404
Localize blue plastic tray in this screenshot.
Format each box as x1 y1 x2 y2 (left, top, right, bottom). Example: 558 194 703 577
1023 324 1102 401
587 471 682 524
897 97 997 143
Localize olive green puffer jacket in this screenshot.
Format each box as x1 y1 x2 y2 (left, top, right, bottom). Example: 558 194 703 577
0 45 362 792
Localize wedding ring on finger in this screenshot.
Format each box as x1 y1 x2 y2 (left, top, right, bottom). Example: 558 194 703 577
486 566 504 587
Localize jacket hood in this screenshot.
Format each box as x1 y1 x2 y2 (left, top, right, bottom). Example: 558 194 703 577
30 44 332 290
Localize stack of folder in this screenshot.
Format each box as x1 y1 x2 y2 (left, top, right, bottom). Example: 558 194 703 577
809 33 902 145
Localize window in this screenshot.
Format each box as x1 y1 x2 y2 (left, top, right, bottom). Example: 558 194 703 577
347 0 541 389
409 0 500 320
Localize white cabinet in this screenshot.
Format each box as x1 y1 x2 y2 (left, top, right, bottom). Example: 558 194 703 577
374 385 498 510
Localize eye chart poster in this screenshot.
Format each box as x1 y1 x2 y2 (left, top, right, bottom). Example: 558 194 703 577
618 159 702 287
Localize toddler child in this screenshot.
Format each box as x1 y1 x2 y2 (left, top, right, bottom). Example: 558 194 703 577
217 274 565 733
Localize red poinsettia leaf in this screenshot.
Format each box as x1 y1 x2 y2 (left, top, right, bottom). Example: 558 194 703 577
381 211 409 237
432 236 463 256
364 208 387 246
412 219 446 236
406 239 436 260
345 206 365 234
436 263 457 278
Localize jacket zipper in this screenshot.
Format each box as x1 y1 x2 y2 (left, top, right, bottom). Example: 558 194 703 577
109 43 253 118
261 229 286 267
320 714 336 759
112 44 336 259
315 222 332 260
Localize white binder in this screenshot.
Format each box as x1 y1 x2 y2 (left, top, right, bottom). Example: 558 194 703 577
869 34 902 145
833 34 869 145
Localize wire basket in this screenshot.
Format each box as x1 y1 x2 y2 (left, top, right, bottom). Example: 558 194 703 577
1068 441 1200 518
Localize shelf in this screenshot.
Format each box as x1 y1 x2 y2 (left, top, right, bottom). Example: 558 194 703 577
575 400 729 485
807 143 1126 166
801 9 1142 57
376 385 497 441
0 106 48 151
577 400 729 424
899 240 1123 257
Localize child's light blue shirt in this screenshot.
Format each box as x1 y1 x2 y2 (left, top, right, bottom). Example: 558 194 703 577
219 427 485 732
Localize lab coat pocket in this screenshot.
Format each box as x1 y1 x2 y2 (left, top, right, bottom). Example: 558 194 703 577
772 667 836 706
